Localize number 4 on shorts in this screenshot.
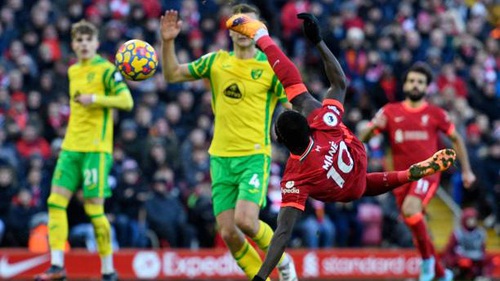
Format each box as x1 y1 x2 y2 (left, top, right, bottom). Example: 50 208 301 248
249 174 260 188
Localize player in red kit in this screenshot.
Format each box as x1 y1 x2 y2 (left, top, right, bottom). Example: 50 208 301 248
226 13 457 281
359 66 476 280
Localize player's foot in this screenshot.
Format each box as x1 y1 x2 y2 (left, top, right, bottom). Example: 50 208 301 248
34 265 66 281
409 149 456 181
419 257 436 281
226 14 267 39
277 253 298 281
102 272 119 281
437 268 454 281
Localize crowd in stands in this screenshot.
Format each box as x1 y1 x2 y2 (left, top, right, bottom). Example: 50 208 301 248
0 0 498 256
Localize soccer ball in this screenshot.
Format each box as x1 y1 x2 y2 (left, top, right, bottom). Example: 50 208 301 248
115 39 158 81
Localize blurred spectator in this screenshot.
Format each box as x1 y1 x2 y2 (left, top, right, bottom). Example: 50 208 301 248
0 127 19 168
442 208 493 279
327 201 363 247
145 170 194 248
295 199 335 249
437 63 468 99
0 164 17 246
180 128 209 187
187 180 215 248
357 199 383 247
117 119 143 161
113 159 149 248
7 90 29 130
15 122 51 160
5 188 39 246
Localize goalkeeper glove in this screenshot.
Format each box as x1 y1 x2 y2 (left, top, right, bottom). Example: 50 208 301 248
297 13 322 44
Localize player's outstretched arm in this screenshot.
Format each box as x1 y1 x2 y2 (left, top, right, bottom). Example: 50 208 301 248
297 13 347 104
252 207 302 281
160 10 196 83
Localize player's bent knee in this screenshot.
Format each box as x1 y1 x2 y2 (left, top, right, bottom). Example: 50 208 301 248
47 193 70 209
50 186 73 198
235 217 258 236
83 203 105 217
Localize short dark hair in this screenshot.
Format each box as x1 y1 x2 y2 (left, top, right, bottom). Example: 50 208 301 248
71 19 98 40
231 3 260 17
275 110 310 152
403 62 433 85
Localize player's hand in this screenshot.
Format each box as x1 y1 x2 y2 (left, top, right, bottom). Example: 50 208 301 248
461 170 476 189
297 13 322 44
371 111 387 129
74 94 94 106
160 10 182 41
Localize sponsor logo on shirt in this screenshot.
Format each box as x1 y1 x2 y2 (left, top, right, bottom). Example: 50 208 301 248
282 181 300 194
394 129 430 143
224 83 243 99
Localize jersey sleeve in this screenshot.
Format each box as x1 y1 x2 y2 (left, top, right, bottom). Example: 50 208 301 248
307 99 345 131
104 66 129 96
187 52 217 79
435 107 455 136
270 75 287 103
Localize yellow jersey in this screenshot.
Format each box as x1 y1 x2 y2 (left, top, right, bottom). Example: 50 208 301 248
62 55 131 153
188 50 287 157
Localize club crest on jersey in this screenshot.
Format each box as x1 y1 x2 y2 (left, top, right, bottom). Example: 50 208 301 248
323 112 338 127
421 114 429 126
251 69 263 80
87 72 95 83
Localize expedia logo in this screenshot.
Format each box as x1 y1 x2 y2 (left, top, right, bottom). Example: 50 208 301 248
224 83 242 99
282 181 300 194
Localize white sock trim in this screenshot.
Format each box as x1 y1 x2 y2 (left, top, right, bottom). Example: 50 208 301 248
254 28 269 42
101 254 114 274
51 250 64 267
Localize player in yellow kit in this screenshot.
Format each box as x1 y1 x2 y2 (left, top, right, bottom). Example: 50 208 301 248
160 4 297 281
36 20 133 281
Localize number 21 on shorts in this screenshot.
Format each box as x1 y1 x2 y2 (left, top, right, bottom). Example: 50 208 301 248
84 168 98 187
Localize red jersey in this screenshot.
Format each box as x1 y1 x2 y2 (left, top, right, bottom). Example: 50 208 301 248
280 99 368 211
374 101 454 170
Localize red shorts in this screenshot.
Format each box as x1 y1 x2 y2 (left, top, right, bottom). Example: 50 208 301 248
393 173 441 208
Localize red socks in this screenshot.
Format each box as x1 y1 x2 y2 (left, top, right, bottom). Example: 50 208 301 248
405 213 432 259
429 239 446 277
256 36 306 101
363 171 409 196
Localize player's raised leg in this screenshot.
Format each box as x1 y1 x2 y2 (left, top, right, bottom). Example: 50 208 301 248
363 149 456 197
